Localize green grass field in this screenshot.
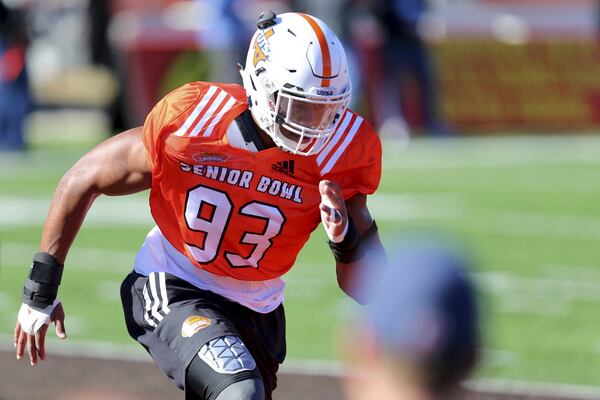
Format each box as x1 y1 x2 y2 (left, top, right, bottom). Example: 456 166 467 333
1 134 600 387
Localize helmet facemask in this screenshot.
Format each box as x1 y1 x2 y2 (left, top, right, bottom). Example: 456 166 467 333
267 85 350 155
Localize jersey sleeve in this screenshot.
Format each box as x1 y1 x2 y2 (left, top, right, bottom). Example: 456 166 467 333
142 82 206 170
323 118 382 199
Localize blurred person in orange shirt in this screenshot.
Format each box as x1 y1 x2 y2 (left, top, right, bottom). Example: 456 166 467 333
343 241 480 400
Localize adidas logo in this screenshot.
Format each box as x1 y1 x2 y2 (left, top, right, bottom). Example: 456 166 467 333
272 160 295 177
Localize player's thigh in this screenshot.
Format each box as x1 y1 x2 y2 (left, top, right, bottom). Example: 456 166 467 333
120 271 248 391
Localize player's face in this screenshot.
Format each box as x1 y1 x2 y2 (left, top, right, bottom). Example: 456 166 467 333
278 96 339 131
279 125 312 146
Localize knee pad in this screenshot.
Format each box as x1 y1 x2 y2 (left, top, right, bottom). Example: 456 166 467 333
186 335 263 400
199 335 256 373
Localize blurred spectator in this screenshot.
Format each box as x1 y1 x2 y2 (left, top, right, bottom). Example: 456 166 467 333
0 0 30 151
194 0 253 84
342 0 448 138
342 241 480 400
88 0 127 133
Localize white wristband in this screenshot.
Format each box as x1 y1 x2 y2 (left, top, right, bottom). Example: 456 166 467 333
18 298 60 335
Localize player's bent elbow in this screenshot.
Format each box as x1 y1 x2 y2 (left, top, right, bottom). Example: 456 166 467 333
336 262 369 305
59 161 101 200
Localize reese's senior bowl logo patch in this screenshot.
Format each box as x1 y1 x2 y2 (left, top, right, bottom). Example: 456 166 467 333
192 152 230 163
181 316 212 338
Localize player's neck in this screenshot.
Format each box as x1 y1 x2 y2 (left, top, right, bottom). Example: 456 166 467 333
256 127 276 149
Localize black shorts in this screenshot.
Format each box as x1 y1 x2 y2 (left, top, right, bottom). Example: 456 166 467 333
120 271 286 399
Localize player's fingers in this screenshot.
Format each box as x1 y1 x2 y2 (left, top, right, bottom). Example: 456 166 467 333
53 303 67 339
318 179 328 194
319 203 340 223
13 322 21 348
16 330 26 360
27 333 38 366
35 324 49 361
55 318 67 339
319 203 331 215
321 182 344 209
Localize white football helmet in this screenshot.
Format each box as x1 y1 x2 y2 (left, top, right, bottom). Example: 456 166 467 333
240 12 352 156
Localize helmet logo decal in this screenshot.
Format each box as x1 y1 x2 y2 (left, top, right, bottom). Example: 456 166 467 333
253 28 275 67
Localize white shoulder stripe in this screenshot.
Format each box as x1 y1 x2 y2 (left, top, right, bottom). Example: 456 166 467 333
202 96 237 137
320 116 363 175
174 85 218 136
189 90 229 137
316 112 353 166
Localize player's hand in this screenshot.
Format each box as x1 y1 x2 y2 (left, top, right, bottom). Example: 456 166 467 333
14 300 67 366
319 180 348 243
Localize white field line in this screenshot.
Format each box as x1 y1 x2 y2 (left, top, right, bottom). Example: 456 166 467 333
475 271 600 304
2 135 599 178
383 152 600 170
0 241 138 272
472 210 600 240
372 195 600 241
381 135 600 170
474 271 600 316
0 196 153 226
4 194 600 241
0 334 599 399
3 239 600 314
0 194 464 226
5 194 600 240
369 193 466 220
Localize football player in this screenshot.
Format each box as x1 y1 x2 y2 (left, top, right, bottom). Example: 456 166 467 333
14 11 384 400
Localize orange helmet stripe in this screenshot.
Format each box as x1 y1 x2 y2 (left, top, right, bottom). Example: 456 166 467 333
298 13 332 87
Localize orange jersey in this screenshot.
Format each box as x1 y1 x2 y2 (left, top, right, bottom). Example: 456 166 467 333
143 81 381 281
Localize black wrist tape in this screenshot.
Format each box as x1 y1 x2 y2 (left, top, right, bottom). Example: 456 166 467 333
22 252 64 309
328 219 379 264
328 216 361 264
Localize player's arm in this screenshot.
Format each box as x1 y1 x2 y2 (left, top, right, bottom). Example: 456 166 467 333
319 181 385 304
39 126 150 262
14 127 151 366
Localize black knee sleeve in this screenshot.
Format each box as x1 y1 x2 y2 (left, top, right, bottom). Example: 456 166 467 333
214 378 264 400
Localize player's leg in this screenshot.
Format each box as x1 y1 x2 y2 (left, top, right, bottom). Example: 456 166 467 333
214 380 264 400
185 337 265 399
184 302 286 400
120 271 283 399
